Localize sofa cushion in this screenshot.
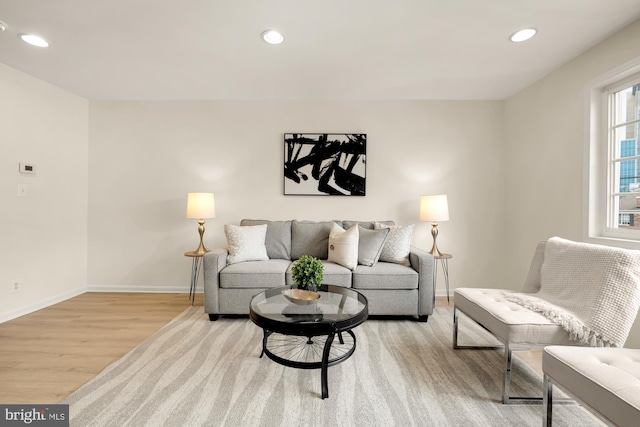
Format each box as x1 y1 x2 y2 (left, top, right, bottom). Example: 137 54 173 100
220 259 290 288
352 262 418 290
328 223 359 270
358 226 389 266
286 260 352 288
224 224 269 264
240 219 292 260
374 222 414 266
291 220 342 260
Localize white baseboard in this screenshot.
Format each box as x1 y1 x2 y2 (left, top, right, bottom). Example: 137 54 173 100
87 284 203 293
89 284 443 296
0 286 86 324
434 288 453 298
1 284 447 324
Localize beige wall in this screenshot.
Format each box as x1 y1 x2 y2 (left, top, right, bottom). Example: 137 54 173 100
0 63 88 321
87 101 506 292
504 19 640 347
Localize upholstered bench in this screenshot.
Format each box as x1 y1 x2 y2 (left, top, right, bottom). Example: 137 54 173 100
543 346 640 427
454 237 640 404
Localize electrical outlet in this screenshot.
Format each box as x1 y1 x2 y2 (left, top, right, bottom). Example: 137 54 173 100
11 281 19 292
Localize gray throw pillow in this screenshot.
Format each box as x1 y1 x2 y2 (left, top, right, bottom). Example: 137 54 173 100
240 219 292 260
358 226 390 266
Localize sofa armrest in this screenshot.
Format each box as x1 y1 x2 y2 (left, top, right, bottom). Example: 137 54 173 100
203 248 229 314
409 246 435 316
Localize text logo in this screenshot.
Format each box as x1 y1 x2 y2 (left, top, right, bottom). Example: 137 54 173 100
1 405 68 426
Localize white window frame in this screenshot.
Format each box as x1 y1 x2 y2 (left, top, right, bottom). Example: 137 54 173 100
585 57 640 249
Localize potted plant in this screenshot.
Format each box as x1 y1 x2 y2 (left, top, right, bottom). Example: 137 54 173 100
291 255 324 292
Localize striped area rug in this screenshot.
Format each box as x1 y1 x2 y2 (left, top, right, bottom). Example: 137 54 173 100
63 307 598 426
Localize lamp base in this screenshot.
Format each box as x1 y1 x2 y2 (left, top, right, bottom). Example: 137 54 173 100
429 222 444 257
185 249 208 257
429 247 444 257
189 219 210 256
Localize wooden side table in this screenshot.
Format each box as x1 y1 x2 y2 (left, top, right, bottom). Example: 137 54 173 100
433 253 452 303
184 251 204 305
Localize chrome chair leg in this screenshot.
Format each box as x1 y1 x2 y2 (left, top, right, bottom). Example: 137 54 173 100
454 305 543 405
502 343 542 404
543 374 553 426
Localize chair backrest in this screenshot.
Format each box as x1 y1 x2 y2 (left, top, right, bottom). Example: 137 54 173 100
521 241 546 293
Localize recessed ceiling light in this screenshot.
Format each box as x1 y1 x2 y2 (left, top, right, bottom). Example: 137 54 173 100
509 28 537 43
0 21 6 32
261 29 284 45
19 33 49 47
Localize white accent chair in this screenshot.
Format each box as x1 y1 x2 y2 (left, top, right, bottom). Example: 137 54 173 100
453 239 640 404
543 346 640 427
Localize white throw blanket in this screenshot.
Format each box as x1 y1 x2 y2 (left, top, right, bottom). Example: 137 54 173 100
505 237 640 347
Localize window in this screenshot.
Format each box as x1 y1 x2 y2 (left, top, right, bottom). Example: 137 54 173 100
586 59 640 246
608 81 640 233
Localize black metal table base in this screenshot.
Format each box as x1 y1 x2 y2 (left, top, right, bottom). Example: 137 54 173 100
259 329 357 399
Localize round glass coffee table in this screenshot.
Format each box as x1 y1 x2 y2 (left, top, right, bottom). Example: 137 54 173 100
249 284 368 399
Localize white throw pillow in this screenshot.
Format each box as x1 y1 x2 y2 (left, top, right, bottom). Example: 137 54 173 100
374 222 414 266
328 223 359 271
224 224 269 264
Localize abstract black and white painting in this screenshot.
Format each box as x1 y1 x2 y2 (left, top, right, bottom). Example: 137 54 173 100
284 133 366 196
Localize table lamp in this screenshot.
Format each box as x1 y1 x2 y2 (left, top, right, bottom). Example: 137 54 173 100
186 192 216 255
420 194 449 257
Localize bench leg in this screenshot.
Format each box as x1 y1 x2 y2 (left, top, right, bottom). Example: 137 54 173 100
502 344 542 404
454 305 543 405
543 374 553 426
453 306 460 348
453 305 501 351
504 343 512 403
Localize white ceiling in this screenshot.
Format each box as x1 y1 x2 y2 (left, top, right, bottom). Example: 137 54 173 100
0 0 639 101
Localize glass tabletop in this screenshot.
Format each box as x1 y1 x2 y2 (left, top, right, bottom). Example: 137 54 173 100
250 285 367 326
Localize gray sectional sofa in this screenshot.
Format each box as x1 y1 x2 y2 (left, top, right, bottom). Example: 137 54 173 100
202 219 435 321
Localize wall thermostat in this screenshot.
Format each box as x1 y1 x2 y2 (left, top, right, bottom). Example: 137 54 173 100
19 163 36 174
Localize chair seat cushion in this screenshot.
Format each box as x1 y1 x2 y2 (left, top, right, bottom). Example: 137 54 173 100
454 288 576 346
543 346 640 427
352 262 418 290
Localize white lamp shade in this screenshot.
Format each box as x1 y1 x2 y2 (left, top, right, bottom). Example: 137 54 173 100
186 193 216 219
420 195 449 222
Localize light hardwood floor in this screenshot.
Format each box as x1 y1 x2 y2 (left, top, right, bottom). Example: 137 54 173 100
0 294 541 404
0 292 197 404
